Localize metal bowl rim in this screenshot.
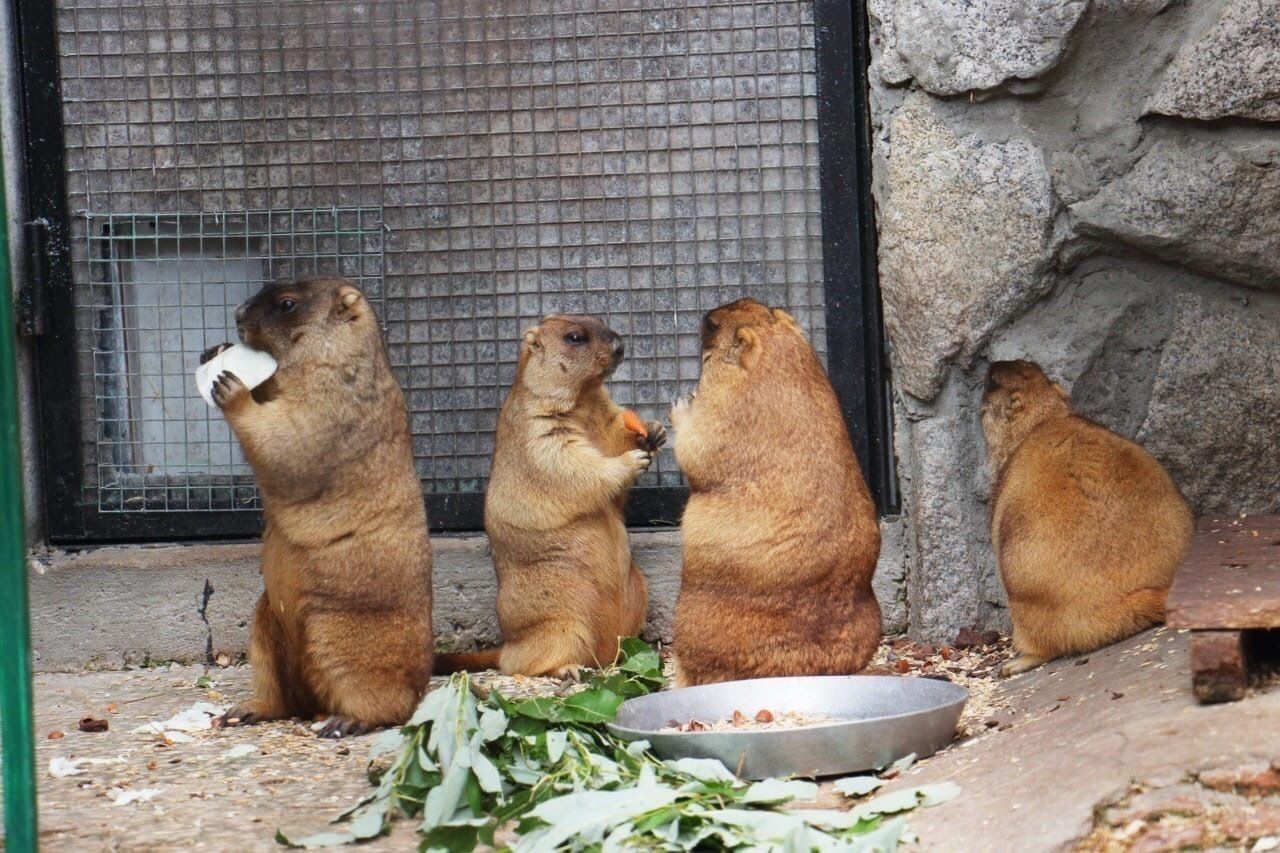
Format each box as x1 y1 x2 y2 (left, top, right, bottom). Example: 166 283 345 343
607 674 969 740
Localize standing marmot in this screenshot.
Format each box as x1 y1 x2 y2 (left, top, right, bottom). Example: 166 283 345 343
435 315 665 678
670 298 881 687
982 360 1193 677
206 276 433 736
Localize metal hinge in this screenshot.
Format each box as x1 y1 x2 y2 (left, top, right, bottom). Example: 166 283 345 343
16 219 49 336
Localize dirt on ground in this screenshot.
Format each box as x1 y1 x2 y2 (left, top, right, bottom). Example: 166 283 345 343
13 630 1280 851
10 634 1009 850
1076 764 1280 852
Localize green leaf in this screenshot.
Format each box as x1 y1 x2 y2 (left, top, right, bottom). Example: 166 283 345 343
914 781 961 807
701 808 811 840
856 782 960 819
408 682 452 727
507 715 547 737
469 738 503 794
883 753 916 775
465 771 487 816
274 829 356 848
419 823 483 853
665 757 740 784
844 815 907 852
834 776 884 798
368 729 405 760
559 687 625 723
632 805 681 834
478 707 507 742
545 731 568 764
346 805 387 841
422 753 471 831
787 809 867 831
741 778 818 805
616 637 652 660
514 787 682 853
506 696 558 721
507 763 544 786
624 739 650 757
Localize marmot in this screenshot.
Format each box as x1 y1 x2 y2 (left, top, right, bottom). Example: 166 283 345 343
435 315 665 678
205 276 433 736
982 360 1193 677
670 298 881 687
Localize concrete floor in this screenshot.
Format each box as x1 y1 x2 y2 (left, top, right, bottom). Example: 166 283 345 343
887 627 1280 851
8 628 1280 851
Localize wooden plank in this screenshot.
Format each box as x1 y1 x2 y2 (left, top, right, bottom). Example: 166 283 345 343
1166 515 1280 630
1189 630 1248 703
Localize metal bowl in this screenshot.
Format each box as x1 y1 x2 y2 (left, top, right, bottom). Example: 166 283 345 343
607 675 968 780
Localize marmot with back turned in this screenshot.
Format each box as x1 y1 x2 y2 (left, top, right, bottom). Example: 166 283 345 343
205 276 433 736
670 298 882 687
435 315 665 678
982 360 1193 677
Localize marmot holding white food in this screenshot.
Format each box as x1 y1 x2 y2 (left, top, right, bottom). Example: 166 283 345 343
670 298 882 686
435 315 665 678
982 360 1193 677
206 276 433 736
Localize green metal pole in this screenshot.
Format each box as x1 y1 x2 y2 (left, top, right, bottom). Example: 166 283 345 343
0 149 37 849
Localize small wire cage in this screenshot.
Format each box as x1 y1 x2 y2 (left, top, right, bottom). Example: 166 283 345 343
84 209 384 513
55 0 827 525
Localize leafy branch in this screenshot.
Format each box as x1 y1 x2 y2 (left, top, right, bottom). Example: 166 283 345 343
277 639 958 851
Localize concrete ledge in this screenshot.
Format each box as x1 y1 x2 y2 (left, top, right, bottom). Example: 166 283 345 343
30 523 907 672
28 532 683 672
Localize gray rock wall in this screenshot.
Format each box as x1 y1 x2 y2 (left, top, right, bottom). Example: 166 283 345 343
869 0 1280 640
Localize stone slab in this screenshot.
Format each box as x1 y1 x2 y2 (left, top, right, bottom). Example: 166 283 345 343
1167 516 1280 631
881 628 1280 850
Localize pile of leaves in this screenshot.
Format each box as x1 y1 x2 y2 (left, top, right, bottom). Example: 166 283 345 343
278 640 958 851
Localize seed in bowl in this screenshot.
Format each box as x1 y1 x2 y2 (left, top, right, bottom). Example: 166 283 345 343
659 709 837 733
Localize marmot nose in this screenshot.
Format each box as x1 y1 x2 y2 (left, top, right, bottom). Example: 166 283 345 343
611 336 624 358
234 302 247 324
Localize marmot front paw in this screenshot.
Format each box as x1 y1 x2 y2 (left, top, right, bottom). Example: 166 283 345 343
640 421 668 453
316 716 375 739
211 370 249 410
626 448 654 473
216 701 279 728
199 342 233 365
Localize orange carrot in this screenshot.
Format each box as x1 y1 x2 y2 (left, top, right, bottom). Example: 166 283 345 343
621 410 647 438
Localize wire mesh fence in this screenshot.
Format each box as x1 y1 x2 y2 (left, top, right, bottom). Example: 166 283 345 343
55 0 826 523
84 209 384 512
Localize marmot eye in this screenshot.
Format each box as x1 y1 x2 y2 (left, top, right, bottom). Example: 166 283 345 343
278 298 297 313
564 331 586 345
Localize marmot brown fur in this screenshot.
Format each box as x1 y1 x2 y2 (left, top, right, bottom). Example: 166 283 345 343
206 276 433 736
670 298 881 687
982 360 1193 677
435 315 665 678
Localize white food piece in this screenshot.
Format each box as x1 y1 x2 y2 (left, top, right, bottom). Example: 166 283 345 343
48 757 86 778
131 701 227 735
195 344 278 407
108 787 162 806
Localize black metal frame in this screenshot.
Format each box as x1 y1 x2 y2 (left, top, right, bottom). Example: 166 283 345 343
16 0 893 544
814 0 897 515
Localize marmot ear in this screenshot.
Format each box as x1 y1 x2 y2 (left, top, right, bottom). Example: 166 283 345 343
770 308 800 330
735 326 762 370
1008 392 1024 414
336 285 363 314
522 327 542 350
